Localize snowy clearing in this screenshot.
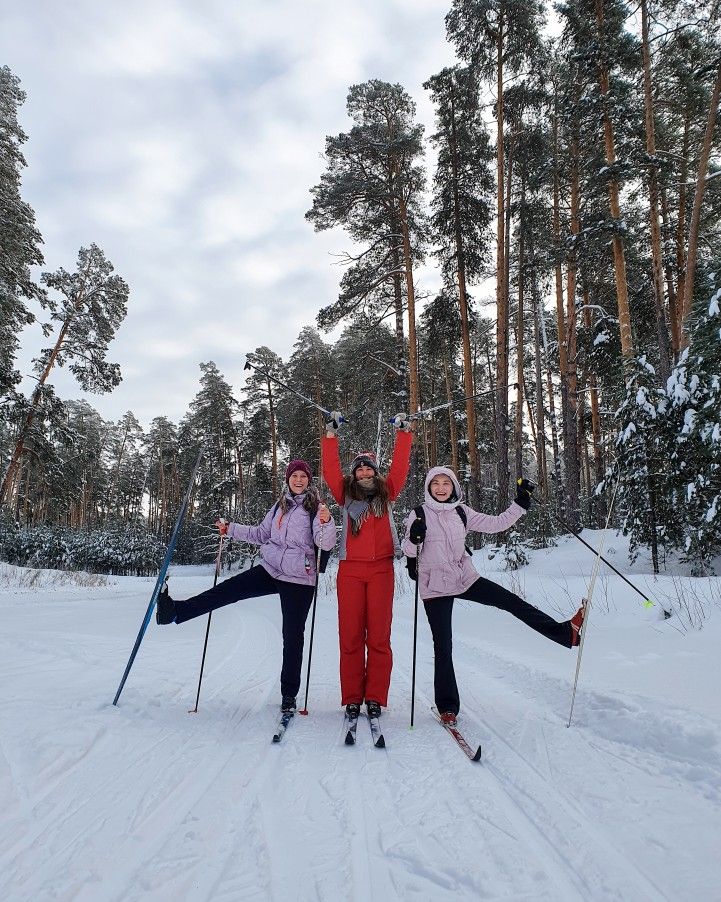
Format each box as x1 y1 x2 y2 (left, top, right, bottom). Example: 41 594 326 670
2 532 720 901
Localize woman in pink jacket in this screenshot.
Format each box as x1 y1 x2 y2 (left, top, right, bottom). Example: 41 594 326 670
155 460 337 713
402 466 584 726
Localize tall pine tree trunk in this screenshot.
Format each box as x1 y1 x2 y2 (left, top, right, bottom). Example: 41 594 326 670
582 285 604 521
565 129 582 529
595 0 634 361
449 82 479 503
640 0 671 382
443 356 460 474
673 112 691 352
396 186 420 415
267 378 278 497
552 104 569 516
660 185 680 360
515 203 525 481
495 11 510 511
681 60 721 345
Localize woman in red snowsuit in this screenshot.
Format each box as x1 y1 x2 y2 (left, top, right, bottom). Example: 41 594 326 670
322 414 413 719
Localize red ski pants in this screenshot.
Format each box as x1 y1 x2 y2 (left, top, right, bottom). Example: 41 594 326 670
337 558 395 707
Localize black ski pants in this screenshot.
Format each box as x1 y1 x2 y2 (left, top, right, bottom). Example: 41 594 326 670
174 564 315 699
423 575 573 716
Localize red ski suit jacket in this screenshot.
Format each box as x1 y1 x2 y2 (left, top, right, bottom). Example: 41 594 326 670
321 430 413 561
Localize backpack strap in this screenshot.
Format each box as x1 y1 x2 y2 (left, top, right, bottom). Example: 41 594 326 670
415 503 471 555
455 504 472 556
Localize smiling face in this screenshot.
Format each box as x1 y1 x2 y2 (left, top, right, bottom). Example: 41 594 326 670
354 464 376 481
429 474 454 502
288 470 310 494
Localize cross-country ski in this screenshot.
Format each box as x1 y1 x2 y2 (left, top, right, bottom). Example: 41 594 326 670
272 710 295 743
432 707 481 762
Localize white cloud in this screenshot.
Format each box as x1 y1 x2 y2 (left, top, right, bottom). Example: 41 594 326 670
3 0 456 426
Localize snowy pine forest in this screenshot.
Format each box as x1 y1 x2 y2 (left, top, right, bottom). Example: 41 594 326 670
2 2 721 579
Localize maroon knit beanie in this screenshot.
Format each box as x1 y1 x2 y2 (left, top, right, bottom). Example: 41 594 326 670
285 459 313 483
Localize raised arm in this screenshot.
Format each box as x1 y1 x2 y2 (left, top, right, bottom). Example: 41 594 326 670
463 501 525 535
386 428 413 501
321 435 345 506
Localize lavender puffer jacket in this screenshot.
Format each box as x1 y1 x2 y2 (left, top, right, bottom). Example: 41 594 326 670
227 492 337 586
402 466 526 600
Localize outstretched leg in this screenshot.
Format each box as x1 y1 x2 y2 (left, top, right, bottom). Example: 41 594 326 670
459 576 573 648
174 564 277 624
423 596 460 715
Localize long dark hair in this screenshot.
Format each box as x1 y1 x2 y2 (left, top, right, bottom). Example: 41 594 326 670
276 481 321 517
342 473 390 510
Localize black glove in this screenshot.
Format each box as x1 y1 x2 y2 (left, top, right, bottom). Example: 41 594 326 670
406 556 417 581
514 477 535 510
409 517 426 545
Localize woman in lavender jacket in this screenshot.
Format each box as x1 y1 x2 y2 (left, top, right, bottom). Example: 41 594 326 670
402 466 584 726
156 460 336 712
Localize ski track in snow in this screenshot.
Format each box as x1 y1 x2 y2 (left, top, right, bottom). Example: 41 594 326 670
1 559 720 901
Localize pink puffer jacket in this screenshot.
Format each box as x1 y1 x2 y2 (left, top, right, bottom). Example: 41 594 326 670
402 467 526 600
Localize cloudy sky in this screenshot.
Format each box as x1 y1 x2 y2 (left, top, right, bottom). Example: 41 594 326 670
1 0 460 426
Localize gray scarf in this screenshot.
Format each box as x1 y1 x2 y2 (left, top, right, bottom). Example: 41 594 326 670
345 493 387 535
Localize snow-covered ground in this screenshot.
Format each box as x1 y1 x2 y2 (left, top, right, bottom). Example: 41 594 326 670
2 532 720 901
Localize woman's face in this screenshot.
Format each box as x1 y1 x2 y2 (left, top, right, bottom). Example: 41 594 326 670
288 470 310 494
354 465 376 482
429 474 454 502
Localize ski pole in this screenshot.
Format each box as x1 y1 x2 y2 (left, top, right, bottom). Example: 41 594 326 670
531 494 670 616
243 359 344 422
410 544 422 729
298 542 323 716
390 385 517 423
188 530 225 714
113 445 204 706
568 480 619 727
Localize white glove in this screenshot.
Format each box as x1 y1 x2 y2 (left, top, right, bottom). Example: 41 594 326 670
326 410 343 433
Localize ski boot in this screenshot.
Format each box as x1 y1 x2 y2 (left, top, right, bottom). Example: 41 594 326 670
570 599 587 647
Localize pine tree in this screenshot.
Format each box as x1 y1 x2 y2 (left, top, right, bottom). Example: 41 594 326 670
447 0 545 510
278 326 335 476
424 65 494 505
306 79 427 412
1 244 128 505
182 361 242 524
666 274 721 568
0 66 45 400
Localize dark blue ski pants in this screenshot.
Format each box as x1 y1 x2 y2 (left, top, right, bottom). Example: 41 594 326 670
174 564 315 699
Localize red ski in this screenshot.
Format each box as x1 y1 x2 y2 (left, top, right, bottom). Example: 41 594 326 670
431 708 481 762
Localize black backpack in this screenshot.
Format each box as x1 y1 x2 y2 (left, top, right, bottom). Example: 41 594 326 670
413 504 473 557
272 502 333 574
